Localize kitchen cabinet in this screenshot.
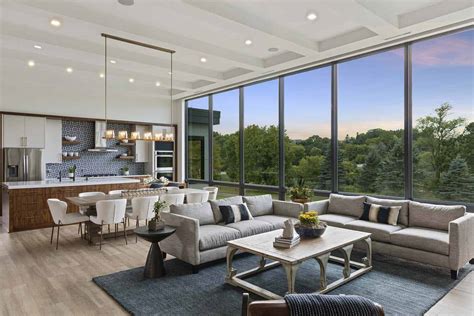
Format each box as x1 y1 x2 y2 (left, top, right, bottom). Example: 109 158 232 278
133 125 150 163
2 114 46 148
44 119 62 163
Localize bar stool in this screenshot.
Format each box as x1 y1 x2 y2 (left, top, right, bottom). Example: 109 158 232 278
47 199 90 250
186 191 209 203
126 196 159 242
203 187 219 201
90 199 128 250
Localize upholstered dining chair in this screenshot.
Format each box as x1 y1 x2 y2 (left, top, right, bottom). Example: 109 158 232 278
159 193 185 212
78 191 107 233
186 191 209 203
126 196 159 242
90 199 128 250
47 199 90 250
203 186 219 201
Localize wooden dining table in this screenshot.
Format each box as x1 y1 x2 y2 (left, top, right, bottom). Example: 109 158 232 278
65 188 207 208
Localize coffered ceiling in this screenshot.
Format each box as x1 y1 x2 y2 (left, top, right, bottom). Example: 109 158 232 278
1 0 473 106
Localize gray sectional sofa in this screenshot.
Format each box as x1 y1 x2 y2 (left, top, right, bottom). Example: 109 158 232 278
305 194 474 279
160 194 303 273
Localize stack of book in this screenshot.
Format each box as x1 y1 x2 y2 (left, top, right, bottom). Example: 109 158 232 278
273 235 300 249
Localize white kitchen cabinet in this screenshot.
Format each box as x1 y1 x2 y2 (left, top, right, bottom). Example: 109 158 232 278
133 125 150 163
44 119 62 163
2 114 46 148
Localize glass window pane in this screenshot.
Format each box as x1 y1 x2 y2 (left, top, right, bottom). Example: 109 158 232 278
244 80 279 186
187 97 209 180
244 189 279 199
213 89 240 182
215 185 240 199
413 30 474 203
284 67 331 191
338 48 405 196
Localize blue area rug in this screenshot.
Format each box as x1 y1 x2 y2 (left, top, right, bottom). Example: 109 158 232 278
93 252 472 316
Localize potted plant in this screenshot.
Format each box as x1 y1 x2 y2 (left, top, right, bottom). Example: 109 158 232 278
148 200 167 231
121 166 130 176
288 178 313 203
295 211 327 238
68 166 76 178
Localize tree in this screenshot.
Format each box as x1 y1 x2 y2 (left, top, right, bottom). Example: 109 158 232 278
416 103 466 186
357 148 381 193
439 157 474 202
378 139 404 196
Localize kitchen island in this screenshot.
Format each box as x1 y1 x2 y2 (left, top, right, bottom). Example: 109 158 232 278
2 177 143 232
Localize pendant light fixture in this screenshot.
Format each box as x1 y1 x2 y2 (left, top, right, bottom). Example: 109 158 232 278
101 33 175 142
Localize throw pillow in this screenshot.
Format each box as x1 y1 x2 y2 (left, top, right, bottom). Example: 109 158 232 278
219 203 253 224
360 202 401 226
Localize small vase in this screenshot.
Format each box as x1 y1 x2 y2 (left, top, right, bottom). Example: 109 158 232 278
124 171 130 176
148 219 164 231
68 172 74 178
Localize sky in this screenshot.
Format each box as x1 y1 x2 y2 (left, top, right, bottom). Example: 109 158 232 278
189 29 473 140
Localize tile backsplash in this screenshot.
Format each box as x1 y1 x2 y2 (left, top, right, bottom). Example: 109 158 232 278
46 120 145 178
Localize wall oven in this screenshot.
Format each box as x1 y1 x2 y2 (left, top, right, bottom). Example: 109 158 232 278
154 141 174 180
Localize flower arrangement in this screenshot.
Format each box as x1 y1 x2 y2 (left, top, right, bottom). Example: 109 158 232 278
299 211 320 227
295 210 327 238
159 176 170 186
288 178 313 203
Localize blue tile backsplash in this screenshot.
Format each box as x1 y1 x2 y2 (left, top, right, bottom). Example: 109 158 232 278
46 120 145 178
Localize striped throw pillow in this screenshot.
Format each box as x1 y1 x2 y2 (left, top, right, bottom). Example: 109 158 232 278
219 203 253 224
360 202 401 226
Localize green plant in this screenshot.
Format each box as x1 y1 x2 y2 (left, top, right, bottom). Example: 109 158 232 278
122 166 129 172
298 211 320 227
288 178 313 200
152 200 167 221
68 166 76 173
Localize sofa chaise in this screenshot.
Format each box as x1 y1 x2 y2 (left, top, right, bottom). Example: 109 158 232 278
161 194 303 273
305 194 474 279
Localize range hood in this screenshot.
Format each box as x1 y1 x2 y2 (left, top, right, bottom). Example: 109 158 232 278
87 121 118 152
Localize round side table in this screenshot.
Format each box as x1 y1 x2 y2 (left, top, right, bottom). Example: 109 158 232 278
134 226 176 279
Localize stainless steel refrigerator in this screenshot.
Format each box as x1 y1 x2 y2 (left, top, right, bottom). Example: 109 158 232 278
3 148 43 182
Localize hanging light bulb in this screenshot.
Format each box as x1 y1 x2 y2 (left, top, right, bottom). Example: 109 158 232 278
105 129 115 139
130 131 141 140
143 132 153 140
118 131 128 141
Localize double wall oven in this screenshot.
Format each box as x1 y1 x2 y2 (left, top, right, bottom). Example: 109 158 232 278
155 141 174 180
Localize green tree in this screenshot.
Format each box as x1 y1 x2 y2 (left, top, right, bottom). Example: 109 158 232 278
357 148 381 193
439 157 474 202
378 139 404 196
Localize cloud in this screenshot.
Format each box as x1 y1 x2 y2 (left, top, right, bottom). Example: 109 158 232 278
412 36 473 67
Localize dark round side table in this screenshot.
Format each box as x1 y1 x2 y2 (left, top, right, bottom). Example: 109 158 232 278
134 226 176 279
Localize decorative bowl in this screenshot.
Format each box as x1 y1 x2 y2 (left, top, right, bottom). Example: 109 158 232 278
64 136 77 141
295 222 327 238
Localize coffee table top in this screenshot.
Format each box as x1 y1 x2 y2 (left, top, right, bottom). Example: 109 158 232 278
227 226 371 264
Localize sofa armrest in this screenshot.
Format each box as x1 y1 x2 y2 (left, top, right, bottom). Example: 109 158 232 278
304 199 329 214
273 200 304 218
161 212 200 266
449 213 474 270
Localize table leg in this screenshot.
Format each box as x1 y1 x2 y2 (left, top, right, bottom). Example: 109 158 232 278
144 242 165 278
282 262 301 294
341 244 353 278
226 246 238 279
362 237 372 267
258 256 267 270
315 252 330 290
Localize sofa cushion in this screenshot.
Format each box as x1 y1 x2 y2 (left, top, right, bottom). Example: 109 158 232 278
199 225 241 251
255 215 292 230
318 214 358 228
367 196 410 226
170 201 215 225
360 202 401 226
345 220 403 243
210 196 244 223
226 219 273 237
243 195 274 217
219 203 253 224
390 227 449 255
328 194 365 217
409 201 466 231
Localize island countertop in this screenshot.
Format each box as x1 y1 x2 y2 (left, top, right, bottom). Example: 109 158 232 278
2 177 140 190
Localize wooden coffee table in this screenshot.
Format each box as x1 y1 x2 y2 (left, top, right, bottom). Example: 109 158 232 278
225 226 372 299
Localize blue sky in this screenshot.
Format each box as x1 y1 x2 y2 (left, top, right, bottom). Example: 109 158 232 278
190 29 473 140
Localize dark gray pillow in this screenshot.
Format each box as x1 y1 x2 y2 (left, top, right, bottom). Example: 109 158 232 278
209 196 244 223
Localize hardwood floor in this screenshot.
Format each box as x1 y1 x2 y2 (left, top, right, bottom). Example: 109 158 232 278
0 221 472 315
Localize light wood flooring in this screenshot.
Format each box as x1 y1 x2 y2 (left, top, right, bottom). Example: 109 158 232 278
0 222 472 315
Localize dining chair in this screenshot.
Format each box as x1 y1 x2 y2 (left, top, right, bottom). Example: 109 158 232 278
126 196 159 242
78 191 107 234
159 193 185 212
90 199 128 250
165 187 180 193
203 186 219 201
186 191 209 203
47 199 90 250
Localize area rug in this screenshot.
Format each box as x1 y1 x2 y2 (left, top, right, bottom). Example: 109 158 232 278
93 252 472 316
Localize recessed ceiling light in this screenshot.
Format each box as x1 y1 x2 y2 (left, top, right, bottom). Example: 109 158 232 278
50 18 61 27
118 0 134 5
110 60 117 64
66 67 73 73
155 81 161 87
268 47 279 52
33 45 42 50
27 60 35 67
245 39 253 46
306 12 317 21
200 57 207 63
99 73 105 78
129 78 134 83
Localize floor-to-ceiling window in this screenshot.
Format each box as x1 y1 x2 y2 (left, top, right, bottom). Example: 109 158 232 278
338 48 405 196
412 29 474 203
284 67 332 195
243 80 279 187
187 96 209 180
